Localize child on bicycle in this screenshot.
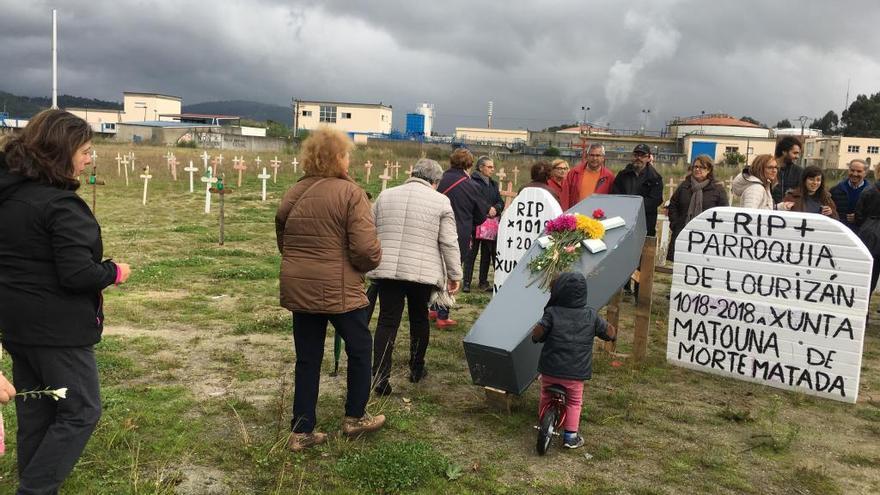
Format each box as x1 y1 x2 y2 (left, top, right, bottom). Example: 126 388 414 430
531 272 616 449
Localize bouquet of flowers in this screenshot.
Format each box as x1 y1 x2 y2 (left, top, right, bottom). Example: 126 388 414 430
528 211 606 290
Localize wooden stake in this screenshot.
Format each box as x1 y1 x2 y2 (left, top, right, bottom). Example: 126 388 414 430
633 236 657 363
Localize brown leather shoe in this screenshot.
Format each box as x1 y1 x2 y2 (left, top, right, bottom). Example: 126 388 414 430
287 431 328 452
342 413 386 437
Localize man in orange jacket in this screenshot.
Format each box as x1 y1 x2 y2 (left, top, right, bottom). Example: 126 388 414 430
560 143 615 210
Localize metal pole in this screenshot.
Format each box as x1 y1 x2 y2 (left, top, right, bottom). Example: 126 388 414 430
51 9 58 109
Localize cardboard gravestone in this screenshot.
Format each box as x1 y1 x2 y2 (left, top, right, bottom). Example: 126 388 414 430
493 187 563 292
464 194 647 393
667 207 871 403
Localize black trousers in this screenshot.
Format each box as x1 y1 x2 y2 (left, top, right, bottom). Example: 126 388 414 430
463 236 496 287
372 280 434 386
3 342 102 495
291 308 372 433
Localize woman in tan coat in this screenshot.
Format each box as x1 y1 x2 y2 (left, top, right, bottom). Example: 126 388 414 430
275 128 384 451
369 158 462 395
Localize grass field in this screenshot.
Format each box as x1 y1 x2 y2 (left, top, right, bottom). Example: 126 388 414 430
0 141 878 494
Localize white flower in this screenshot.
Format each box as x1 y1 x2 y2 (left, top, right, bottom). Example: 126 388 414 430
50 388 68 400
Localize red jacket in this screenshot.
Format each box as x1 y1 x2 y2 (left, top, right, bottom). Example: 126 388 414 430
560 162 615 210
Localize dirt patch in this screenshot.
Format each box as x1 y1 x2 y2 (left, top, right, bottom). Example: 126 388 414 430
173 465 231 495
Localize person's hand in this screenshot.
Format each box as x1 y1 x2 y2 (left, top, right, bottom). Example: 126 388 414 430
847 213 856 223
488 206 497 218
0 373 16 405
447 279 461 295
779 202 794 211
820 205 833 216
606 324 617 341
116 263 132 283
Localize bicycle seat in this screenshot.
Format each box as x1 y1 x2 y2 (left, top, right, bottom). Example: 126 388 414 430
546 385 567 397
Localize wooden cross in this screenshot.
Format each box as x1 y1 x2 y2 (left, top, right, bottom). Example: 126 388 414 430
233 156 248 187
363 160 373 183
391 160 401 179
140 166 152 206
128 152 135 172
500 181 517 208
270 156 282 183
666 177 676 199
291 157 299 175
406 164 413 177
115 153 122 175
495 168 507 190
512 167 520 186
257 167 271 202
254 156 262 169
200 150 209 171
209 175 234 245
378 167 392 192
120 155 130 186
201 167 218 213
169 155 179 181
184 160 199 193
211 155 222 176
87 165 105 213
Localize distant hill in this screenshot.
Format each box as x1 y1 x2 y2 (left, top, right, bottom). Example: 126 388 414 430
183 100 292 126
0 91 121 118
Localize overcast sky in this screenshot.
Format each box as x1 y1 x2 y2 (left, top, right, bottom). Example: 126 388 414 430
2 0 878 133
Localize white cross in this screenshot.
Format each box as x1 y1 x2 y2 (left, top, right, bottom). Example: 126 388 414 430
121 156 130 186
140 166 152 206
184 160 199 193
257 167 271 202
364 160 373 183
391 160 401 179
128 152 135 172
270 157 282 183
406 164 413 177
233 156 248 187
201 168 218 213
115 153 122 175
254 156 262 168
201 151 209 171
512 167 520 185
169 155 178 181
291 157 299 174
378 167 392 192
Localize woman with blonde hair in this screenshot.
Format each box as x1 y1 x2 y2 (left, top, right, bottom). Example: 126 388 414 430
275 128 385 451
731 154 783 210
547 158 569 198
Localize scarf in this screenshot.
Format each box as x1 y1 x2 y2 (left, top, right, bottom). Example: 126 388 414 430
686 176 710 222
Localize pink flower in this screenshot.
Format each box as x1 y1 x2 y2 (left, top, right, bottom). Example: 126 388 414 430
592 208 605 219
564 245 576 253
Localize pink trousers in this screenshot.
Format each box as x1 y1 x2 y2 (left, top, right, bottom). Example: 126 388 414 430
538 374 585 432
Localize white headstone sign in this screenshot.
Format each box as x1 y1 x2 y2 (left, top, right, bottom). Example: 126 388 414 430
667 207 871 403
493 187 563 291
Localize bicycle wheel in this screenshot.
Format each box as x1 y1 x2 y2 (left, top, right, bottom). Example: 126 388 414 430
536 408 558 455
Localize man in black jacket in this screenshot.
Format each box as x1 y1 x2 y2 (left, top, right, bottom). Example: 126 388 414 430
611 144 663 236
771 136 803 203
830 159 871 232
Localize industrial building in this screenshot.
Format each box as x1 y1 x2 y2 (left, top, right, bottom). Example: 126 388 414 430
804 136 880 169
292 99 392 141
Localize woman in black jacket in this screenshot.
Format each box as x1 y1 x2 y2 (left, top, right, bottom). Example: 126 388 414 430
0 109 131 493
463 156 504 292
666 155 729 262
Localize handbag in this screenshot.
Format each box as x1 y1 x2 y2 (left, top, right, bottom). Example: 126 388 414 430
475 217 499 241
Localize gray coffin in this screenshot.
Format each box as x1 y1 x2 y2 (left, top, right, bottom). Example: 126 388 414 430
462 194 647 394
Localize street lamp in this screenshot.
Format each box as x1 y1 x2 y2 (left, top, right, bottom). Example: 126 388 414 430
640 109 651 134
581 106 591 127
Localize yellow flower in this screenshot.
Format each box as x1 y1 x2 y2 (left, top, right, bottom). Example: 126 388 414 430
575 214 605 240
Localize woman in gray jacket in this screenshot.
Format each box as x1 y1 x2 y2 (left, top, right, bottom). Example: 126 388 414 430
370 159 462 395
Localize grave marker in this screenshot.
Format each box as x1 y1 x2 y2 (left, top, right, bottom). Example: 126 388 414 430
139 166 152 206
378 167 392 192
667 207 871 403
87 165 105 213
233 156 248 187
493 187 563 292
257 167 271 202
121 156 130 186
512 167 520 186
201 151 210 171
406 164 413 177
390 160 401 179
211 155 222 176
209 175 233 245
201 167 217 213
128 152 135 172
270 156 282 183
184 160 199 193
363 160 373 183
500 182 517 208
495 168 507 189
169 155 178 181
291 157 299 175
115 153 122 175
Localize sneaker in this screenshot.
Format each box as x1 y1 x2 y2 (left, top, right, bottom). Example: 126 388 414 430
462 283 471 293
563 434 585 449
428 310 438 321
478 282 491 292
373 381 393 396
342 413 386 437
287 431 327 452
436 318 457 329
409 368 428 383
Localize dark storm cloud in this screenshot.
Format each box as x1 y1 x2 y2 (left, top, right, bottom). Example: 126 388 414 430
2 0 878 132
